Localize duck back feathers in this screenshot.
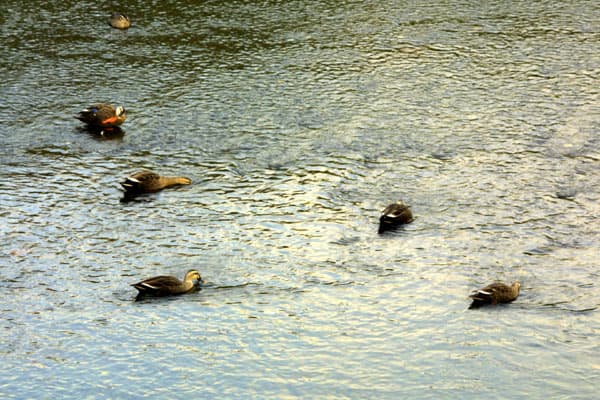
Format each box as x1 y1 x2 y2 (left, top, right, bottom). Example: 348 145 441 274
76 103 126 128
121 170 192 195
469 281 521 309
378 201 413 233
132 269 202 299
109 13 131 29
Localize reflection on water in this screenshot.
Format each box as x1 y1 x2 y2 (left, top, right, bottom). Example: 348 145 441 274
1 0 599 398
74 125 126 141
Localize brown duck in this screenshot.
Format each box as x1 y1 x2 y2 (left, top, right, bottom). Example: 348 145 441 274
469 281 521 309
120 170 192 196
75 103 126 128
109 13 131 29
132 269 203 300
378 201 414 233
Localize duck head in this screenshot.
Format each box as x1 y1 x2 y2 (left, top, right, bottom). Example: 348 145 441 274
116 106 126 118
114 106 127 125
185 269 203 286
110 13 131 29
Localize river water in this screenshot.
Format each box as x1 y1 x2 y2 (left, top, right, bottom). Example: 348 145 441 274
1 0 599 398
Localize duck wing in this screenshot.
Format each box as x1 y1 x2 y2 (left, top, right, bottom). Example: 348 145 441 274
131 275 183 294
379 202 414 226
75 104 109 123
469 283 516 308
121 171 161 192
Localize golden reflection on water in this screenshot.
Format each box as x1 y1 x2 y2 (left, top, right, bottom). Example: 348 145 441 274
0 0 599 398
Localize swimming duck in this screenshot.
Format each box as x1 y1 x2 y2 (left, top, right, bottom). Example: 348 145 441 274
109 13 131 29
378 200 414 233
75 103 127 129
469 281 521 309
120 170 192 197
132 269 203 300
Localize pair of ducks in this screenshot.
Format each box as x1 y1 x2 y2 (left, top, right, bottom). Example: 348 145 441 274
378 201 521 308
75 103 191 198
132 270 521 308
130 203 412 300
378 202 521 308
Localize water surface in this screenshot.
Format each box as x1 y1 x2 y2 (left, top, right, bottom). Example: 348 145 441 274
1 1 599 398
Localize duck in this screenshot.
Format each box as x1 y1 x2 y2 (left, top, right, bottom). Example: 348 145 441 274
378 200 414 233
109 13 131 29
132 269 203 300
120 170 192 197
75 103 127 129
469 281 521 309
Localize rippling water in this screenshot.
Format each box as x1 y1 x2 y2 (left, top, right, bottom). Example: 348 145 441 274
1 0 599 398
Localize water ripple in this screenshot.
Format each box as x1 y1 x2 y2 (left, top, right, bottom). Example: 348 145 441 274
1 0 599 398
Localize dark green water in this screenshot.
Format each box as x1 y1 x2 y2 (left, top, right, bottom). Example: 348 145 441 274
1 1 599 398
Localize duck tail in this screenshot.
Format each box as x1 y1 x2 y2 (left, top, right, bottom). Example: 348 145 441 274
468 300 485 309
468 290 492 309
120 177 140 192
131 282 160 294
131 283 145 292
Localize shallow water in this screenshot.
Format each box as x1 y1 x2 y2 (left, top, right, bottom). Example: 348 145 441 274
1 0 599 398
